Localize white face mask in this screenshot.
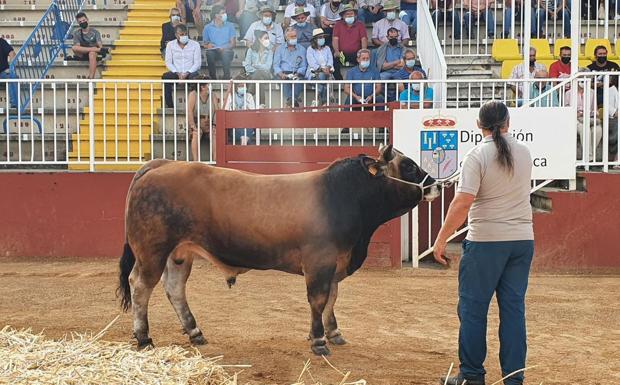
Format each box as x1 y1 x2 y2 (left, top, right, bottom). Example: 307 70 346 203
345 16 355 25
178 35 189 45
261 39 271 48
412 84 420 92
171 15 181 23
386 11 396 20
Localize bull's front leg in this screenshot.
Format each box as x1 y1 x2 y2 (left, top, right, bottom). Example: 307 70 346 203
323 280 347 345
304 264 336 356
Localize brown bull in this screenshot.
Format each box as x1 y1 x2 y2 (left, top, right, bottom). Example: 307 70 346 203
117 144 440 355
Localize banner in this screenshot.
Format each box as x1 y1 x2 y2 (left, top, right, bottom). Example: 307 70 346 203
393 107 577 180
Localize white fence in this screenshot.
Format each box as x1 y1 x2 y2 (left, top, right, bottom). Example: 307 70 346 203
418 0 449 106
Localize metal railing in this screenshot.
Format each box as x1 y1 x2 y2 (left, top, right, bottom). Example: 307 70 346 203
418 0 449 107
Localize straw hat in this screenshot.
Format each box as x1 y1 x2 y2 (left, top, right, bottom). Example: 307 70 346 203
292 6 311 18
338 3 357 15
382 0 400 11
312 28 328 38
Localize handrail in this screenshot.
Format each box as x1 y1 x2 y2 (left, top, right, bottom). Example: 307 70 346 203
417 0 448 108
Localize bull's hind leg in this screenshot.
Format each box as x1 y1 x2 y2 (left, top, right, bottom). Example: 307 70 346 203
129 261 163 349
162 253 206 345
323 280 347 345
305 264 336 356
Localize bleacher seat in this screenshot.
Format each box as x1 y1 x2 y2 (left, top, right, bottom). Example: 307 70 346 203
584 38 618 60
501 60 520 79
492 39 520 61
531 39 554 60
538 60 555 72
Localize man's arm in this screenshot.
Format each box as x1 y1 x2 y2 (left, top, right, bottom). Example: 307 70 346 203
190 42 201 73
432 192 476 265
165 44 178 73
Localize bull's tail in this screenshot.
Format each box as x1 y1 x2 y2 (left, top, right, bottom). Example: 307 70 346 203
117 242 135 312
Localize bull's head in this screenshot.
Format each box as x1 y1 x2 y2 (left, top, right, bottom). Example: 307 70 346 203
365 144 441 202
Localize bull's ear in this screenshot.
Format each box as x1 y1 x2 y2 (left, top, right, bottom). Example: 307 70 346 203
361 156 383 177
379 143 394 162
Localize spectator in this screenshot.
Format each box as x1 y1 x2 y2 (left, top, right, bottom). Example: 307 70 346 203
176 0 205 34
274 28 308 107
549 45 572 79
244 6 285 48
565 74 600 160
291 7 315 48
163 24 202 108
187 75 219 161
462 0 496 39
358 0 385 24
344 49 384 110
203 5 237 80
372 0 411 46
237 0 279 38
509 47 546 101
224 79 257 145
533 0 570 38
284 0 317 28
243 29 274 105
529 69 559 106
161 8 182 56
333 4 368 80
605 75 619 166
430 0 462 40
587 45 620 105
399 71 433 108
72 12 108 79
400 0 418 38
503 0 534 38
306 28 335 106
396 48 427 93
375 27 405 101
0 37 17 108
319 0 342 47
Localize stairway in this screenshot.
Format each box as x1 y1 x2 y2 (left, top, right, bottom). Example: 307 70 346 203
69 0 174 170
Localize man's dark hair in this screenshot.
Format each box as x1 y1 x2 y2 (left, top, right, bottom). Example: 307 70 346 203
175 24 188 34
479 100 513 173
594 45 608 55
387 27 399 36
211 5 225 21
75 12 87 20
560 46 571 53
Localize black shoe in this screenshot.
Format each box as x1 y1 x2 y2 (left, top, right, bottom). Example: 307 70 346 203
440 375 485 385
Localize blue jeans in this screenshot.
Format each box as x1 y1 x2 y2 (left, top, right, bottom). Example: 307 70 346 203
432 9 462 39
0 71 18 107
358 7 385 24
534 8 571 38
401 6 418 32
311 71 332 104
503 7 536 37
463 9 496 37
280 73 304 104
228 128 256 144
458 239 534 385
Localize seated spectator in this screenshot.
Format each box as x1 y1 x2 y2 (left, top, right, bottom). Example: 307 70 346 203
359 0 385 24
605 75 619 165
176 0 205 33
237 0 280 38
291 7 315 48
161 8 182 56
274 28 308 107
529 69 559 106
565 74 600 160
502 0 533 38
163 24 202 108
372 0 410 46
587 45 620 106
375 27 406 101
396 48 426 92
243 30 275 79
224 79 257 145
319 0 342 47
284 0 317 28
333 4 368 80
244 6 285 48
462 0 496 39
72 12 108 79
202 5 236 80
0 37 17 108
306 28 335 106
187 75 219 161
534 0 570 38
509 47 546 101
344 49 384 110
399 71 433 108
430 0 462 40
400 0 418 39
549 45 572 79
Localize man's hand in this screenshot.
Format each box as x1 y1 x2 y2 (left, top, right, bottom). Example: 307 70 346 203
279 72 288 80
178 72 188 80
432 237 450 266
204 43 215 49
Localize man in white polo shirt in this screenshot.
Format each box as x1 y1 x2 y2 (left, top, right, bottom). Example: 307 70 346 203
163 24 202 108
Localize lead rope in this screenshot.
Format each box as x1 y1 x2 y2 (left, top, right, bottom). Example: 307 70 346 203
386 171 461 192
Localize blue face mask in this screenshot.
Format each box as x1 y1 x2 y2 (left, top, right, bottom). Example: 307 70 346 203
359 60 370 69
262 16 272 25
220 13 227 23
288 38 297 46
406 59 416 68
317 38 325 47
237 87 246 95
345 16 355 25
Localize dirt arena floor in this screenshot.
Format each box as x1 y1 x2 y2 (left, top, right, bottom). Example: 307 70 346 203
1 257 618 385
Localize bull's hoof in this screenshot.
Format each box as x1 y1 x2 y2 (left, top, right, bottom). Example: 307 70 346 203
311 344 331 356
136 337 154 350
327 333 347 346
190 333 207 345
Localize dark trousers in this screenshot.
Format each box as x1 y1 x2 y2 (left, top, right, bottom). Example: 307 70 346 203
333 51 358 80
162 71 199 108
205 48 234 80
458 239 534 385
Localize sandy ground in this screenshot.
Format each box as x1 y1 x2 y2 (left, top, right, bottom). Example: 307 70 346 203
0 258 618 385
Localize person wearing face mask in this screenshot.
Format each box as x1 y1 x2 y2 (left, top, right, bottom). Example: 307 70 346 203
273 28 308 107
161 8 182 56
306 28 335 106
243 30 275 102
344 49 384 111
333 4 368 80
224 78 257 145
398 70 433 108
187 75 220 161
162 24 202 108
371 0 410 46
549 46 573 79
587 45 620 106
374 27 406 101
291 7 315 48
203 5 237 80
237 0 279 38
71 12 107 79
396 48 426 93
565 69 601 161
283 0 317 28
358 0 384 24
243 6 284 49
319 0 342 48
509 47 546 102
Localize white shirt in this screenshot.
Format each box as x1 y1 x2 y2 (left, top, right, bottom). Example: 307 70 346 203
609 85 619 117
165 39 201 74
284 4 316 25
510 62 546 94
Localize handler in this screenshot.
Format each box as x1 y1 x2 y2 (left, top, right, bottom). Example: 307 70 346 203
433 100 534 385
